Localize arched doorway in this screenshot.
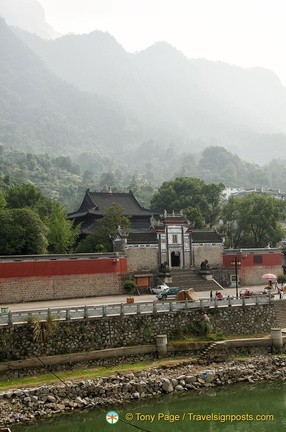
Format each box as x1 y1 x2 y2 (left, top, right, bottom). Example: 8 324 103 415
171 251 180 267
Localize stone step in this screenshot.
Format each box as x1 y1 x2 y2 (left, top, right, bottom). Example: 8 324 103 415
168 270 220 292
195 342 217 364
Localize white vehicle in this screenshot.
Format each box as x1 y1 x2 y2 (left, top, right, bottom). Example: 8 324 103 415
151 284 169 295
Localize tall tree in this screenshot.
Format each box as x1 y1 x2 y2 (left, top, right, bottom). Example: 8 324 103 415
75 203 130 253
45 202 80 254
150 177 224 227
0 208 48 255
100 202 131 235
5 183 53 219
220 193 286 248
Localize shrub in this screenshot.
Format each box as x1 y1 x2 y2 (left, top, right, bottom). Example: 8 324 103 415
123 280 137 296
277 274 286 284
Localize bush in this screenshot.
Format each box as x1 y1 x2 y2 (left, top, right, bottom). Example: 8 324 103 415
191 320 212 336
123 280 136 296
277 274 286 284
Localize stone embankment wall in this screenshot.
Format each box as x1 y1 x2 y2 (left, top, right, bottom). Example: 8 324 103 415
0 356 285 426
0 304 277 361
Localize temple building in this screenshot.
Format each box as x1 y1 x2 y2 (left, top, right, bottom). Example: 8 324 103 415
69 189 224 272
68 188 160 234
113 211 224 272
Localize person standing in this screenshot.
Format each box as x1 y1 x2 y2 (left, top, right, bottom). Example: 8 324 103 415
210 291 213 300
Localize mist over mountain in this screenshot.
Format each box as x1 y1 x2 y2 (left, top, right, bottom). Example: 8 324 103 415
0 17 151 158
0 0 60 39
1 10 286 171
13 27 286 164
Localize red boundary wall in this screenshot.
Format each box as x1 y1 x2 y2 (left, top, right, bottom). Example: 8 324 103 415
223 251 282 286
0 257 127 279
0 256 128 303
223 252 282 268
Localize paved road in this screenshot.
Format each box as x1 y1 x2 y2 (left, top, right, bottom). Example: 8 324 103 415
3 285 278 312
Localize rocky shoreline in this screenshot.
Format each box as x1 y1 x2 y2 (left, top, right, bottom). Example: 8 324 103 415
1 355 286 426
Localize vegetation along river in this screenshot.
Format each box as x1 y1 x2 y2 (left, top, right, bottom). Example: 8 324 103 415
12 381 286 432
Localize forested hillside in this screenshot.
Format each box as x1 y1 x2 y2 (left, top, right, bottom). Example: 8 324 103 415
1 16 286 210
0 18 146 158
14 27 286 165
1 145 286 214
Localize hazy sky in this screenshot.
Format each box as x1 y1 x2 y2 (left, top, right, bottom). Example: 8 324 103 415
36 0 286 86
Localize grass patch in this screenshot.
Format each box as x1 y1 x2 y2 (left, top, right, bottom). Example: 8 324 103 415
169 332 270 344
0 359 189 390
170 332 225 343
224 334 269 339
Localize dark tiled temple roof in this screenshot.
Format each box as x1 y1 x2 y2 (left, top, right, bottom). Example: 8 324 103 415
191 230 223 243
69 190 158 219
127 230 158 244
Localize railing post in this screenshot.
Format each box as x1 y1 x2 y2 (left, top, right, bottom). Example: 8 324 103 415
185 299 188 310
47 308 51 319
84 306 88 319
137 303 141 315
153 301 157 313
65 309 70 320
256 295 259 305
169 301 173 312
242 296 246 307
228 296 232 307
120 303 124 316
102 305 107 317
200 299 204 309
214 297 218 308
7 311 13 326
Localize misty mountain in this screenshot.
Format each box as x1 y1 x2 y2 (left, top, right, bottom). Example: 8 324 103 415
13 28 286 164
0 0 60 39
0 17 150 157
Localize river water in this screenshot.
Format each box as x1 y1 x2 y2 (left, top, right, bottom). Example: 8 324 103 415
13 381 286 432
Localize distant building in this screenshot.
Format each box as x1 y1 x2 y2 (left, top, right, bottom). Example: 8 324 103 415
224 187 286 200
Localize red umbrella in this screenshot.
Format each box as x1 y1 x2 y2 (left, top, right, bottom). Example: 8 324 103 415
261 273 277 279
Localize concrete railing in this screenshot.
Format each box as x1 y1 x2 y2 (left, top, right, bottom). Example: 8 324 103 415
0 295 272 326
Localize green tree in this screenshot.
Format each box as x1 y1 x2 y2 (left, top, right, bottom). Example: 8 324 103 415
45 202 80 254
184 206 206 228
75 229 112 253
0 208 48 255
5 183 53 219
100 202 131 235
75 203 131 253
0 191 6 209
98 172 117 191
220 193 286 248
201 183 225 227
150 177 224 227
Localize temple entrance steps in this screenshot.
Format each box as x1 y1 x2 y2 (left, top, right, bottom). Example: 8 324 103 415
166 268 222 293
273 300 286 329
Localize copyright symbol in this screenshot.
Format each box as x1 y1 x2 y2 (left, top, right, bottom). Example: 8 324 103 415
125 413 134 421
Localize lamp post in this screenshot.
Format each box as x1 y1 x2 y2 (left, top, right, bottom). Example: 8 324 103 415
231 256 242 298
